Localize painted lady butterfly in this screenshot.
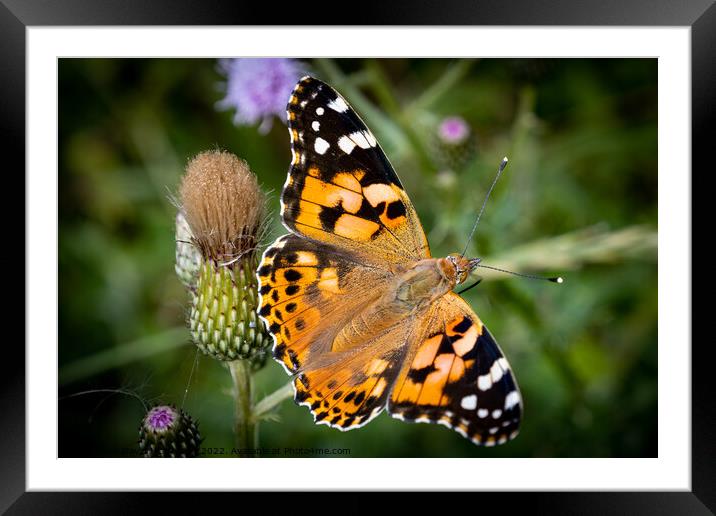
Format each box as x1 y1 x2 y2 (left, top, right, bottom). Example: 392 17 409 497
257 76 521 446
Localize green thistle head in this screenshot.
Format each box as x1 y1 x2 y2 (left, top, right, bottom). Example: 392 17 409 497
177 150 271 363
138 405 202 458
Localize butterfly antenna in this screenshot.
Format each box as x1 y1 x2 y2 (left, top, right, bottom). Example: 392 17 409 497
457 278 483 295
475 263 563 283
461 157 509 258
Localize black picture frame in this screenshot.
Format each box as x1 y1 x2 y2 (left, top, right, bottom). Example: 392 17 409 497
7 0 710 513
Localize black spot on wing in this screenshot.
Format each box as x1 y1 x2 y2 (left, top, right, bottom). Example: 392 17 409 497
318 203 341 231
284 269 302 282
452 316 472 334
407 365 435 383
386 200 407 219
437 334 454 355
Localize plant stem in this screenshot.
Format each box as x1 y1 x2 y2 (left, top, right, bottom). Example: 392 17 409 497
253 381 295 421
407 59 476 114
228 360 255 454
478 224 657 281
365 61 436 175
59 327 190 385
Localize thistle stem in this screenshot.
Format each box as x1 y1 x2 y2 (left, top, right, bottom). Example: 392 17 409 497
228 360 256 454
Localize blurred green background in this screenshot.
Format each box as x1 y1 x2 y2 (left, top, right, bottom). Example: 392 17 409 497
59 58 657 458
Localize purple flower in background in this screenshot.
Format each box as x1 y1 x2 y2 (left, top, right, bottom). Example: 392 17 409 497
144 405 177 433
218 58 305 134
438 116 470 145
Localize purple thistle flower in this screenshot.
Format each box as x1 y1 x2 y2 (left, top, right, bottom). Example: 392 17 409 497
438 116 470 145
217 58 305 134
144 405 177 433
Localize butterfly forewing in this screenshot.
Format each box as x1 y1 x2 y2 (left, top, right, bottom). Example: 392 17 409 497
281 76 429 264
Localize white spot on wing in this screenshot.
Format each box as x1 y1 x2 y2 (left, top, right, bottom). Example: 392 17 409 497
316 107 324 115
477 374 492 391
327 96 349 113
312 121 320 132
349 131 376 149
437 419 452 429
492 409 502 419
490 360 504 383
477 408 488 418
505 390 521 410
365 131 377 147
338 135 356 154
460 394 478 410
314 137 330 155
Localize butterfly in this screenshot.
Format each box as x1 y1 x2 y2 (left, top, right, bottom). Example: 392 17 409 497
257 76 522 446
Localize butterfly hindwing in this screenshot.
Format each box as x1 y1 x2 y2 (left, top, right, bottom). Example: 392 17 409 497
293 331 410 431
257 233 391 373
282 76 429 265
258 233 416 430
388 292 522 446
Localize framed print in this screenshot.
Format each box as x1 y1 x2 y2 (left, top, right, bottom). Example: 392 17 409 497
8 0 711 512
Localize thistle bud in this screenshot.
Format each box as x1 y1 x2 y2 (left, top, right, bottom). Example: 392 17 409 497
178 150 271 362
138 405 202 458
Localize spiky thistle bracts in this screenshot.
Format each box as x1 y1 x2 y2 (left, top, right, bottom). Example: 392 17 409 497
175 210 202 291
138 405 202 458
189 253 269 361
